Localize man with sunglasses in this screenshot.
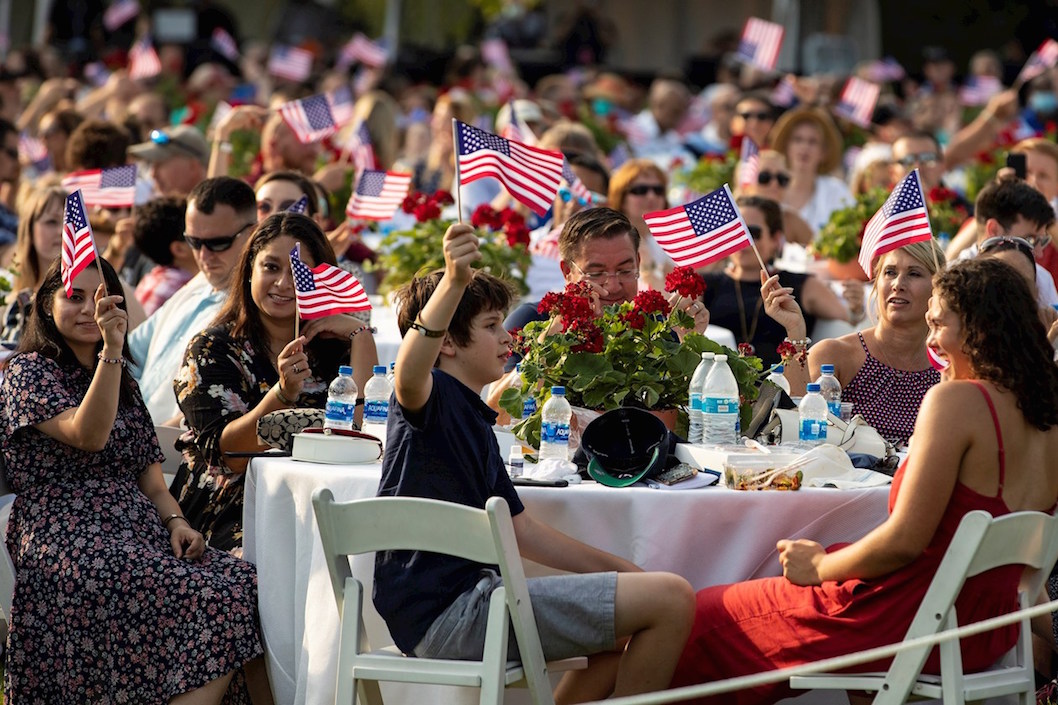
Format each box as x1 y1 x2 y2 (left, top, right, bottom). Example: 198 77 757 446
129 177 257 424
128 125 209 197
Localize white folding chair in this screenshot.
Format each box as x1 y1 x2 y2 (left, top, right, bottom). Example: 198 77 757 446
154 425 183 489
790 509 1058 705
311 489 586 705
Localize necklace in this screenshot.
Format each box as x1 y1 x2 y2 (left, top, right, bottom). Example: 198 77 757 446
732 276 763 356
871 330 925 379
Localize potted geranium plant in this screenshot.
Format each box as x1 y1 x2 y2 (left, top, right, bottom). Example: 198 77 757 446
500 266 763 450
371 191 533 296
811 188 888 280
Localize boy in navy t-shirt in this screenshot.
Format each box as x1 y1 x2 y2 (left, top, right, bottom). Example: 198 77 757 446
374 222 694 701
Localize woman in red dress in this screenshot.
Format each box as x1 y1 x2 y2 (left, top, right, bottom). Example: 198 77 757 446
671 257 1058 705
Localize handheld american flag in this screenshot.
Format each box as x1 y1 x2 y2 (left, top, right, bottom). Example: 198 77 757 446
61 165 137 208
346 170 411 221
858 169 933 278
338 33 389 69
737 137 760 190
771 74 797 107
454 119 563 217
959 76 1003 106
736 17 784 72
643 184 754 269
103 0 140 32
279 89 353 144
211 28 240 62
61 190 98 298
19 133 48 171
128 38 162 80
562 159 592 203
1018 39 1058 85
268 45 313 83
345 122 377 175
834 77 879 128
500 100 536 144
289 243 371 319
287 196 309 214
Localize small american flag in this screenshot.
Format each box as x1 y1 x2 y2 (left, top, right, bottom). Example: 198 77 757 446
530 230 561 261
771 75 797 107
736 17 784 72
278 90 352 144
211 28 240 63
287 196 309 214
500 100 536 144
865 57 906 83
18 133 48 170
346 170 411 221
129 38 162 80
338 33 389 70
643 184 753 269
562 159 592 203
738 137 760 190
959 76 1003 106
455 120 564 217
290 242 371 319
62 165 138 209
61 190 98 298
268 45 313 83
329 85 354 126
1018 39 1058 84
834 77 880 128
345 122 376 175
103 0 139 31
858 169 933 278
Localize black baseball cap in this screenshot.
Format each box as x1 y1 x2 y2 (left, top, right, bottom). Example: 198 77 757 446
580 408 669 488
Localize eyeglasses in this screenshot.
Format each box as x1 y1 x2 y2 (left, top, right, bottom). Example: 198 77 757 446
895 151 940 168
627 184 665 197
757 170 790 187
149 129 202 159
257 200 300 216
569 260 640 284
980 236 1036 261
738 111 772 121
184 222 254 252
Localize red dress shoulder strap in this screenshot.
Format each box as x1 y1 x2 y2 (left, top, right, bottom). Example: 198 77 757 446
969 381 1005 494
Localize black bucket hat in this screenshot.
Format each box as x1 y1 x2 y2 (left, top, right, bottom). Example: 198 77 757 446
580 408 669 487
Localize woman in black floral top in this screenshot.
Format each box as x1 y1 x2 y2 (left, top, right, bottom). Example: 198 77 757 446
170 213 378 555
0 258 270 703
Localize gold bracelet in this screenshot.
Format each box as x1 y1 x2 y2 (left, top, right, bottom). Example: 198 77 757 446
274 384 297 407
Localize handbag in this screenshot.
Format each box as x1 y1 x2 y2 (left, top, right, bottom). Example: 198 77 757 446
759 408 893 459
257 408 330 451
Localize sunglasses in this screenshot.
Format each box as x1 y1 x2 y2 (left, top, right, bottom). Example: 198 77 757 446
149 129 202 158
184 222 254 252
738 111 772 121
895 151 940 168
980 236 1035 261
757 170 790 187
627 184 665 197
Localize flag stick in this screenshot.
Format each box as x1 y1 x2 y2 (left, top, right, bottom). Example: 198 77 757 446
94 255 109 297
451 118 464 224
724 183 769 274
914 169 942 274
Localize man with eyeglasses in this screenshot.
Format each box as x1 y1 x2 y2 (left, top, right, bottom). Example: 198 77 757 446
957 177 1058 310
128 125 209 197
129 177 257 424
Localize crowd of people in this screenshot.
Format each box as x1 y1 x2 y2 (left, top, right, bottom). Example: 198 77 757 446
0 5 1056 703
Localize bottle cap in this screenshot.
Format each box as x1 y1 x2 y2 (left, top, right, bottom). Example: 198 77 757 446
516 362 522 372
389 362 395 371
820 364 835 374
806 383 821 393
701 351 715 359
714 354 727 362
373 365 387 374
551 385 565 395
773 364 784 373
339 365 353 375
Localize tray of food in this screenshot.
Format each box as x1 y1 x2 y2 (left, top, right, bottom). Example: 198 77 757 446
723 454 807 491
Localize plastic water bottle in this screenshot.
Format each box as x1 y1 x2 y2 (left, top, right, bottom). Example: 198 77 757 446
324 365 358 431
363 365 392 425
766 364 791 395
386 362 395 386
817 364 842 417
701 354 740 446
539 386 572 461
521 370 538 419
687 352 716 444
799 383 829 445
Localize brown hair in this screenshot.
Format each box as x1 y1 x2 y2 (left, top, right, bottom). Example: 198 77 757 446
735 195 783 235
558 207 641 264
933 258 1058 430
254 170 321 216
13 185 68 292
65 119 131 170
608 159 668 215
394 271 515 350
769 107 844 175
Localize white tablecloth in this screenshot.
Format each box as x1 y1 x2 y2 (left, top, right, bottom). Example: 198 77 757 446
244 457 889 705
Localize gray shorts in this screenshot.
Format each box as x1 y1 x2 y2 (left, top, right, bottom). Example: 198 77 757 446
413 569 618 662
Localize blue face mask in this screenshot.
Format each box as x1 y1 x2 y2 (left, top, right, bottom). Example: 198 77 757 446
1030 92 1058 115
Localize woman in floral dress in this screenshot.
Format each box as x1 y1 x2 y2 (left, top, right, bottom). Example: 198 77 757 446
0 257 269 703
170 213 378 555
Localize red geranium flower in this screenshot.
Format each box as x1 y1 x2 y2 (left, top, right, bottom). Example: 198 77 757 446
505 224 531 248
471 204 500 229
413 202 441 222
431 190 455 206
737 342 754 357
631 289 671 317
664 265 706 299
568 319 604 353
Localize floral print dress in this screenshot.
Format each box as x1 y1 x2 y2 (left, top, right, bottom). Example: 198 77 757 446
171 322 339 555
0 352 263 703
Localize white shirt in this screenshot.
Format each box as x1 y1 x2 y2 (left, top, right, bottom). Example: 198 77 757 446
799 175 855 235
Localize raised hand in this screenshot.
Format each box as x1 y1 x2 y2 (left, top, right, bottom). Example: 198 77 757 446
443 223 480 287
94 284 128 355
276 335 309 400
760 271 807 340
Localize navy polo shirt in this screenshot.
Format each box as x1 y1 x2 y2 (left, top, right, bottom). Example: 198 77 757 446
373 368 525 654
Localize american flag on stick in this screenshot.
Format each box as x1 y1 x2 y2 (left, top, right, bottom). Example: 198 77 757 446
771 75 797 107
834 77 880 128
289 243 371 319
211 28 240 62
1018 39 1058 84
562 159 592 203
338 33 389 69
19 133 48 170
959 76 1003 106
345 122 377 175
103 0 139 31
278 89 353 144
500 100 536 144
268 45 313 83
737 137 760 190
643 184 754 269
128 38 162 80
455 120 563 217
62 165 138 209
61 190 98 298
858 169 933 278
346 170 411 221
736 17 784 72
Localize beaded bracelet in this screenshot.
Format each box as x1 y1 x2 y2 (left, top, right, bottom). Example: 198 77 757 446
783 336 812 348
97 352 126 367
349 325 377 340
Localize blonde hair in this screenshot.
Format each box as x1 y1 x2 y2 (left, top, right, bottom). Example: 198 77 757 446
868 239 946 319
769 107 844 175
1011 138 1058 168
13 185 68 292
